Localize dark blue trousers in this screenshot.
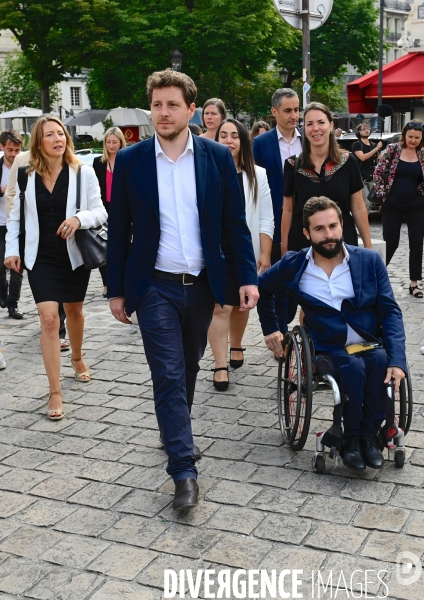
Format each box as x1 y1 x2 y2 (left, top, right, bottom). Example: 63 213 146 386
316 348 388 439
137 277 215 482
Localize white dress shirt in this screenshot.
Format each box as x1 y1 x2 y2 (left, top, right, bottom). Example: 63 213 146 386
276 127 302 168
0 163 11 226
155 132 205 274
299 244 366 346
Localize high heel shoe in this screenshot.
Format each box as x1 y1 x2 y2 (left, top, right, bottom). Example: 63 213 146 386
212 367 229 391
229 347 245 369
71 354 91 382
409 285 423 298
47 392 64 421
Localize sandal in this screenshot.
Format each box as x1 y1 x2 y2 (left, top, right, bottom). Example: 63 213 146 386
71 354 91 382
60 338 70 351
229 347 245 369
409 285 423 298
47 392 64 421
211 367 229 391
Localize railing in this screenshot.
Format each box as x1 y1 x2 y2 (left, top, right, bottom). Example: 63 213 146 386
385 32 399 41
384 0 412 12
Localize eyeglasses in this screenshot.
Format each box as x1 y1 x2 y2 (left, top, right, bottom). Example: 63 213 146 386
407 122 423 130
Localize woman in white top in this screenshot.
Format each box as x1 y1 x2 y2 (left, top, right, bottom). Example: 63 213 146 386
200 98 227 140
208 119 274 390
5 115 107 419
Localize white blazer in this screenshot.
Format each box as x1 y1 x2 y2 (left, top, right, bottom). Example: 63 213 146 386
6 164 108 271
243 165 274 262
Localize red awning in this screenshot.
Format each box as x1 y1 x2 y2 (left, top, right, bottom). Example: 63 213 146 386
347 52 424 113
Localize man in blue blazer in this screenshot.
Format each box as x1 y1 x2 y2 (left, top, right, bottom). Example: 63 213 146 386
107 69 258 510
257 196 406 472
253 88 302 340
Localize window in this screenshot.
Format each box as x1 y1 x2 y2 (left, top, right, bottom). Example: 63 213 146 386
394 49 399 60
70 87 81 107
394 18 400 35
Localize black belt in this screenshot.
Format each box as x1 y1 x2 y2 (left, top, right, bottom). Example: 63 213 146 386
153 268 207 285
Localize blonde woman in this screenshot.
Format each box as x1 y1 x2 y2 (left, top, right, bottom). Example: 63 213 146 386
5 116 107 419
93 126 126 296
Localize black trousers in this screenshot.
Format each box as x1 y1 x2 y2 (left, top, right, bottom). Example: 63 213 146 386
382 196 424 281
0 225 23 307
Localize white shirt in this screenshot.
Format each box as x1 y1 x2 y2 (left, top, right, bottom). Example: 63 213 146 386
155 132 205 274
0 163 11 226
299 244 366 346
276 127 302 168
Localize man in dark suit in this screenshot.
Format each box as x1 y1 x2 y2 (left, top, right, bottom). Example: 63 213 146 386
253 89 301 341
107 69 258 510
257 196 406 472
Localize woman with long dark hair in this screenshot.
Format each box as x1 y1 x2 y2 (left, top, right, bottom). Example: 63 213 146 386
5 116 107 419
282 102 372 254
200 98 227 141
374 119 424 297
208 119 274 389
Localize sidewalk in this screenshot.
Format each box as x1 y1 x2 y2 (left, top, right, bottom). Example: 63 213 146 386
0 220 423 599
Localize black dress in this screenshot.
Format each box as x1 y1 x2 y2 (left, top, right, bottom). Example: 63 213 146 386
283 153 364 251
27 166 90 304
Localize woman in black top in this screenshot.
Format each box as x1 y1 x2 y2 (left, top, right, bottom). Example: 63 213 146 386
93 126 126 297
282 102 372 254
374 120 424 297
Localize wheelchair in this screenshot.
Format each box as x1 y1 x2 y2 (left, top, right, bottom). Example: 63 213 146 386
277 325 413 473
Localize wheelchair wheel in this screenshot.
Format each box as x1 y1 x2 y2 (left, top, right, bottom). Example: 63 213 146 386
397 367 413 435
281 326 313 451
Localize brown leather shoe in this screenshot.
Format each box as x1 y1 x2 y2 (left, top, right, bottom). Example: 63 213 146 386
173 478 199 511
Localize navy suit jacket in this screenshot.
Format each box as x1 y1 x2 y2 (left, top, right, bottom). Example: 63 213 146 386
107 134 258 314
253 128 284 244
257 245 407 372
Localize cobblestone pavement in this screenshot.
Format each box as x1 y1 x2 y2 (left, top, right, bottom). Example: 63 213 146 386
0 219 423 599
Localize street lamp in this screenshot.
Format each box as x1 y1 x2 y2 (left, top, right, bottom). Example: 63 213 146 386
279 67 289 85
170 49 183 72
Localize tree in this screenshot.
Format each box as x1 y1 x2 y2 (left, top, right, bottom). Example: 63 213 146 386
87 0 294 110
0 1 126 112
275 0 379 86
0 52 58 111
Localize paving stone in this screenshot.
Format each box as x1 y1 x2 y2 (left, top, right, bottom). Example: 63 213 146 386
238 412 278 428
384 565 424 600
35 455 93 476
0 521 20 542
29 476 89 501
0 526 64 559
114 489 172 517
0 490 36 517
205 480 262 506
391 487 424 510
90 581 157 600
120 448 168 467
354 504 410 532
376 463 424 486
247 466 302 488
160 499 221 527
151 524 221 559
0 444 17 462
25 569 104 600
246 445 294 466
16 431 62 450
243 428 284 446
361 530 424 562
202 423 252 440
67 406 116 422
198 458 257 483
0 468 49 493
116 466 170 490
255 513 312 544
341 479 396 504
41 534 110 569
48 437 100 455
53 506 118 537
203 440 252 460
260 546 326 580
202 504 264 535
138 555 210 589
306 523 369 554
293 472 349 496
250 488 308 514
0 412 41 429
67 481 131 509
16 499 77 527
102 514 168 547
84 440 132 461
2 448 52 469
0 558 49 595
79 459 132 483
299 495 359 524
204 533 272 569
320 554 390 597
88 545 157 580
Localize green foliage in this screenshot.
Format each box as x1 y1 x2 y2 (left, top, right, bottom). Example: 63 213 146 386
0 52 59 111
291 78 347 113
102 117 114 132
276 0 379 84
222 70 283 120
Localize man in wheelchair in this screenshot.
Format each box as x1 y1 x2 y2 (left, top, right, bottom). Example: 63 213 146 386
257 196 407 471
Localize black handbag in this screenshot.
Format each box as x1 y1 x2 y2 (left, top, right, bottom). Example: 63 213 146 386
74 167 108 270
17 166 28 271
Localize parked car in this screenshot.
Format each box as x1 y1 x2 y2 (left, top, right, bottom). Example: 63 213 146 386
74 148 103 167
337 132 401 152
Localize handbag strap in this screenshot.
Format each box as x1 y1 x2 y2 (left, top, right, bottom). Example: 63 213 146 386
292 153 301 210
76 166 81 212
17 166 28 241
